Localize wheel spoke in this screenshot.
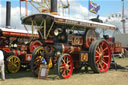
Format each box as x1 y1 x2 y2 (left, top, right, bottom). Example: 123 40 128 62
97 46 101 52
60 65 65 72
97 63 100 68
13 57 15 62
66 69 70 74
66 57 69 63
67 58 71 64
34 59 40 64
64 56 66 61
11 58 14 63
62 58 65 64
103 55 109 58
62 69 66 77
101 42 104 48
9 60 13 64
67 60 70 64
99 62 103 70
67 68 70 72
60 65 65 69
60 68 64 72
100 44 104 53
15 57 17 62
14 59 19 63
14 60 17 63
95 56 99 58
96 50 100 55
101 60 108 66
100 42 104 50
96 59 99 64
103 47 108 52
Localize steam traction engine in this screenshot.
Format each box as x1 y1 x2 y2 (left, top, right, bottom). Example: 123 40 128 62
0 27 42 73
22 13 116 79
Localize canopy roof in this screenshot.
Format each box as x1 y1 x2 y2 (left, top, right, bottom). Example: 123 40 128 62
22 13 116 30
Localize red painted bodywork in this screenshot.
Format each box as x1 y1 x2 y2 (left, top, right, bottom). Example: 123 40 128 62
0 28 42 64
108 38 122 54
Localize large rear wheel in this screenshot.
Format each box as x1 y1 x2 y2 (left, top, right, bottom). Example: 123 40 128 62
89 40 111 73
57 54 73 79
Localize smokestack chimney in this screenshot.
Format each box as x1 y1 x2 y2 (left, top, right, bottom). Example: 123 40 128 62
50 0 57 15
6 1 11 28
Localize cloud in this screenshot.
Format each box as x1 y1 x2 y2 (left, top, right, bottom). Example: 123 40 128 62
0 4 29 29
68 0 89 19
57 0 90 19
0 5 6 27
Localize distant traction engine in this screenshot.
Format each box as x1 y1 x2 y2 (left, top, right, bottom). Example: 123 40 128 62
0 27 42 73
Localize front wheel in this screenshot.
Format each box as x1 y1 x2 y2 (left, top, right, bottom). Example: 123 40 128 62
31 46 45 77
89 40 111 73
57 54 73 79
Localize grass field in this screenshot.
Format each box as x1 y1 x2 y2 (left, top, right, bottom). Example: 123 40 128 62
1 57 128 85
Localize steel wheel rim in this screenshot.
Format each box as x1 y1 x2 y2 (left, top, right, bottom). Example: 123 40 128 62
59 55 73 79
8 56 20 73
95 41 111 72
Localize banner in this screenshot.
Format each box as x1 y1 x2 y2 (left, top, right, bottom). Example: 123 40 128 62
89 0 100 14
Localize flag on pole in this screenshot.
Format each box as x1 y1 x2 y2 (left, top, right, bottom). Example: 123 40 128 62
89 0 100 14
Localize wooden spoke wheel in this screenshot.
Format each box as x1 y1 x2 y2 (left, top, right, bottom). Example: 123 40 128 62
57 54 73 79
6 55 20 73
85 29 97 48
31 46 45 77
89 40 111 73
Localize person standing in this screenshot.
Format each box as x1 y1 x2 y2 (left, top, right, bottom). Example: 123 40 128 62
0 50 5 80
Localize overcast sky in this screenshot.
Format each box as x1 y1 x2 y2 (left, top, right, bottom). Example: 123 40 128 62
0 0 128 33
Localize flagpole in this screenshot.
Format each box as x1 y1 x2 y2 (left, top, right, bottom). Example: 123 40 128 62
88 0 90 20
88 11 89 20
